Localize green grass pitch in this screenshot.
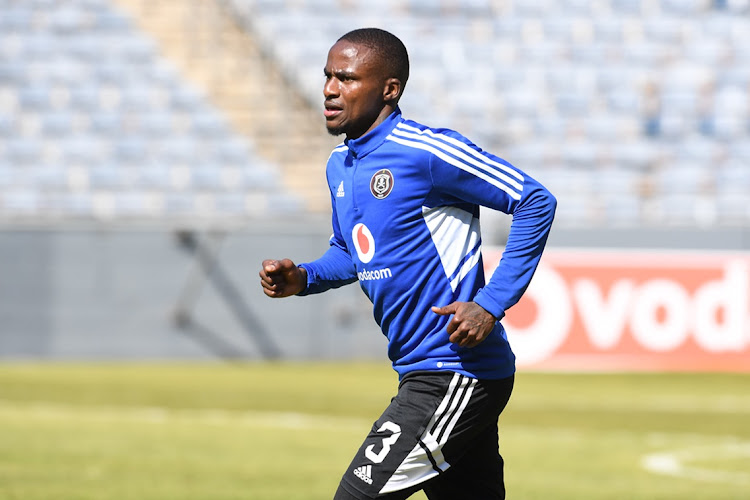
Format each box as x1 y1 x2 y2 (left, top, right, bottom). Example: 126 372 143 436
0 362 748 499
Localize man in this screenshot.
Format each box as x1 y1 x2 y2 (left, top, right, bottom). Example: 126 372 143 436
260 28 556 500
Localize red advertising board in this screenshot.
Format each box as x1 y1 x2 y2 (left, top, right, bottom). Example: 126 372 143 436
484 248 750 372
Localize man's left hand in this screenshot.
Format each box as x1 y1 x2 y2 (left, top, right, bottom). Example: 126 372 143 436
431 301 497 348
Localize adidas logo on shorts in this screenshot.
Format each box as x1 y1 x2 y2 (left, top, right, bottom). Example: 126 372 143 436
353 465 373 484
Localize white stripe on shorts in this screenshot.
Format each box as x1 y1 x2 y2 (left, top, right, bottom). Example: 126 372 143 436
379 373 477 494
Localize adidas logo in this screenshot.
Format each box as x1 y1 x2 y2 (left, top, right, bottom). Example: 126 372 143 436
336 181 345 198
353 465 373 484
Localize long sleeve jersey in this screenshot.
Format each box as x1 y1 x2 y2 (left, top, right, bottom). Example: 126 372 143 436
299 108 556 380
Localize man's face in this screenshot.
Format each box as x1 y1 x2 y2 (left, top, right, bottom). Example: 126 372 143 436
323 40 388 139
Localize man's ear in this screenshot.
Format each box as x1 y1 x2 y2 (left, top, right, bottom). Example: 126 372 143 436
383 77 402 103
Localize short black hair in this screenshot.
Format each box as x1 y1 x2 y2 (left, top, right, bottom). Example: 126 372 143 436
338 28 410 92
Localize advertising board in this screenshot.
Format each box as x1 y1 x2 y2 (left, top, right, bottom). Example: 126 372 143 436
485 248 750 371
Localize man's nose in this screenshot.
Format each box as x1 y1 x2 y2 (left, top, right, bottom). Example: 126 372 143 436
324 78 338 97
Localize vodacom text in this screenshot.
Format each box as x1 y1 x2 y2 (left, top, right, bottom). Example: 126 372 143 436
485 249 750 371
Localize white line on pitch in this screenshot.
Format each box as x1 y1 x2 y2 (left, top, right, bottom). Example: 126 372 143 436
0 399 369 431
641 441 750 485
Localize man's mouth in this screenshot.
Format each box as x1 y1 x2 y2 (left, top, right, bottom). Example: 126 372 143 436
324 103 343 118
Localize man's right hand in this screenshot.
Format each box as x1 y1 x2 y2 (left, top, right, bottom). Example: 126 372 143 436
259 259 307 298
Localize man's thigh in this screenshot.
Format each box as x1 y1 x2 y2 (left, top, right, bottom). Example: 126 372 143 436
422 422 505 500
335 372 513 500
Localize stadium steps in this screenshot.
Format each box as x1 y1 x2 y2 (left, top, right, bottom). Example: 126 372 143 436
111 0 339 213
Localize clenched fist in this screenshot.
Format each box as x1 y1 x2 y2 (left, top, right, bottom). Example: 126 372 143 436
259 259 307 298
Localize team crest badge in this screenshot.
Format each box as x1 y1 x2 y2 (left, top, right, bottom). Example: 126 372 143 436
370 169 394 200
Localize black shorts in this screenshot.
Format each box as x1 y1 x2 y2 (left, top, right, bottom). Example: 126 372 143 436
334 371 514 500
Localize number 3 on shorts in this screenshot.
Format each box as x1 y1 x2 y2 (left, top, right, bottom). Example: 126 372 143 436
364 421 402 464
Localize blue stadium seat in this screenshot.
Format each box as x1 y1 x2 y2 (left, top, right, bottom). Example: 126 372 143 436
191 166 223 190
65 135 106 164
136 113 174 136
88 164 125 188
50 6 87 34
67 34 103 61
114 36 156 63
157 137 200 164
68 86 101 111
716 160 750 193
96 60 131 83
603 195 641 226
0 113 17 136
610 0 643 14
213 193 247 215
88 112 122 135
214 138 253 164
31 164 68 188
716 193 749 223
190 113 230 137
170 86 205 111
114 138 149 163
163 192 196 214
0 162 15 188
241 164 281 190
134 163 171 189
2 189 40 213
0 7 32 31
6 138 41 164
53 192 93 216
42 112 74 136
114 191 150 216
94 9 132 31
119 84 164 111
18 85 51 109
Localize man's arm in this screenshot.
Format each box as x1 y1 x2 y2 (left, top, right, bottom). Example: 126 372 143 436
297 241 358 295
433 181 556 346
260 193 358 298
427 133 557 345
472 180 556 320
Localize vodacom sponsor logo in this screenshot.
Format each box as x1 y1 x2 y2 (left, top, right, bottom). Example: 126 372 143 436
485 249 750 371
352 223 375 263
352 222 392 281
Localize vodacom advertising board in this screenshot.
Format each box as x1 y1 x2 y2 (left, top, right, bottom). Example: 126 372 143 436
484 248 750 372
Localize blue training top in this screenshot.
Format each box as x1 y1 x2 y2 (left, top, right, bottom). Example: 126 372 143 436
299 108 557 380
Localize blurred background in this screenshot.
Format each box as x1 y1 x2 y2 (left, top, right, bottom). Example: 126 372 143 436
0 0 748 367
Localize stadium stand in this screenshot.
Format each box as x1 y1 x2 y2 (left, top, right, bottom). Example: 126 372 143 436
0 0 307 223
0 0 748 228
227 0 750 229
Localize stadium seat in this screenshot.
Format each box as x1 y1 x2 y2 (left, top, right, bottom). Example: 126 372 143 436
0 113 16 136
41 112 74 136
31 164 69 188
0 163 15 188
190 113 230 137
133 163 171 189
213 192 247 215
136 112 174 137
0 7 32 31
88 164 125 189
2 189 40 214
6 138 41 164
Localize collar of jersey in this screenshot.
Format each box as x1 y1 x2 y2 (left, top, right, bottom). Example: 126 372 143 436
344 107 402 159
